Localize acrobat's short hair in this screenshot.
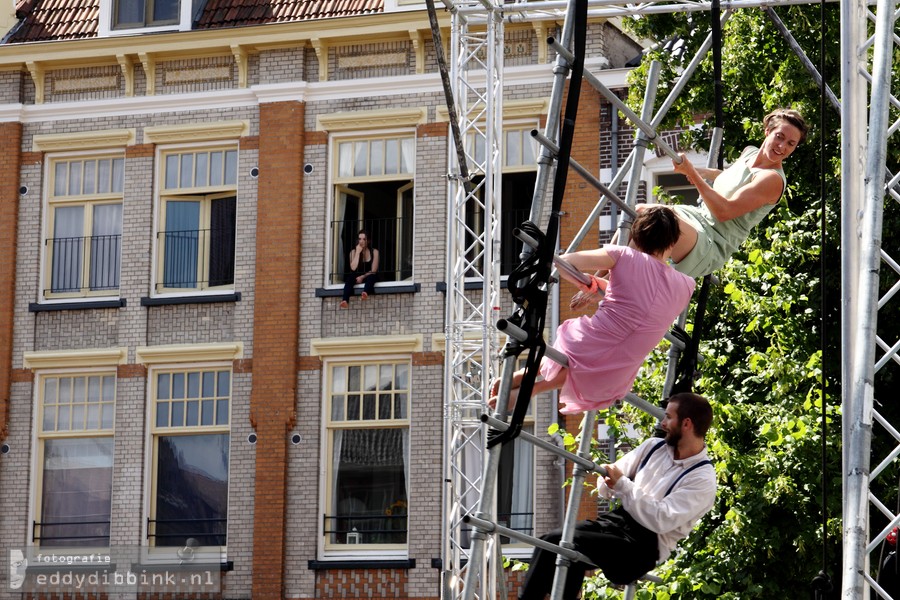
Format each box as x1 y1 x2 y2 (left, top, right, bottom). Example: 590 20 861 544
667 392 713 437
764 108 808 144
630 205 681 256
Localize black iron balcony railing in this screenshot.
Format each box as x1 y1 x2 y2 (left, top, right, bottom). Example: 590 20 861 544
323 514 408 545
329 217 412 285
147 517 227 547
44 234 121 296
33 519 111 547
156 228 235 291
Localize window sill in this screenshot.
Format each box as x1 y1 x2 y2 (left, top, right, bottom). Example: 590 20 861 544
308 559 415 570
435 280 510 293
132 560 234 572
29 299 126 312
141 292 241 307
315 284 420 298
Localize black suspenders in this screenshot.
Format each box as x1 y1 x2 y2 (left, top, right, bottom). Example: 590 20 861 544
635 440 713 497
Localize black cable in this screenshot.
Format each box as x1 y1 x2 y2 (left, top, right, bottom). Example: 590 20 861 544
812 0 833 596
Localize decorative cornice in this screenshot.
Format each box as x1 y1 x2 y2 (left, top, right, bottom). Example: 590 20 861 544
317 107 427 131
32 128 136 152
23 347 127 370
310 334 423 357
143 120 250 144
135 342 244 364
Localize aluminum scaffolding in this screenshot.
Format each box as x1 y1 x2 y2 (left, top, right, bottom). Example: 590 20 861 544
438 0 899 598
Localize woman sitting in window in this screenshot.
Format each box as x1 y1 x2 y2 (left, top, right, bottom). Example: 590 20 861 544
341 229 379 309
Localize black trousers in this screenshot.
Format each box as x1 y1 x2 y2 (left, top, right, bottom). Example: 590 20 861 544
342 273 377 301
518 508 659 600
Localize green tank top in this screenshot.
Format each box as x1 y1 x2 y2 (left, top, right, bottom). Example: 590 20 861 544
672 146 786 277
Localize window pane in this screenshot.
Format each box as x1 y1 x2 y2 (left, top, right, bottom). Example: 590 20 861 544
363 365 377 392
378 394 391 419
156 402 169 427
163 201 200 288
202 372 215 397
59 378 72 404
395 363 408 390
196 153 209 187
400 138 415 174
72 404 85 430
353 143 367 177
90 203 122 291
97 159 111 194
112 158 125 193
54 162 68 197
347 396 360 420
87 404 100 428
171 401 184 426
44 378 58 404
210 152 223 186
224 150 237 185
157 373 171 399
180 154 194 188
187 372 201 398
208 196 236 287
51 205 85 293
370 140 384 176
58 405 71 431
172 373 185 399
152 0 179 24
186 400 199 426
348 366 360 392
215 399 228 425
384 139 398 174
102 375 116 401
101 404 114 429
394 394 407 419
330 428 407 545
201 400 214 426
40 438 113 547
338 142 352 178
83 161 97 195
165 155 179 189
115 0 144 26
523 132 537 165
87 377 101 402
154 434 228 547
497 426 534 540
42 405 56 431
217 371 230 397
68 161 83 196
332 396 345 421
333 366 347 393
363 394 376 420
506 130 522 167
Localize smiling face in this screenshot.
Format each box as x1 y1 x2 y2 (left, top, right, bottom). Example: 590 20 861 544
759 122 804 166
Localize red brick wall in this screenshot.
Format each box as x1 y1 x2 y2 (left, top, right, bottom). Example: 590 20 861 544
251 100 305 599
0 122 22 442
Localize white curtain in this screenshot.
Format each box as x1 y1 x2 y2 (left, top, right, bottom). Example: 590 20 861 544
510 434 534 535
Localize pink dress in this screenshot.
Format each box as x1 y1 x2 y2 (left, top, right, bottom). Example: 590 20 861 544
541 245 696 414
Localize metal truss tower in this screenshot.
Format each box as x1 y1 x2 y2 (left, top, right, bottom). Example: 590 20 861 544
439 1 899 599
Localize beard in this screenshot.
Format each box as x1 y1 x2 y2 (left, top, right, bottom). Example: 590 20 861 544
665 426 681 447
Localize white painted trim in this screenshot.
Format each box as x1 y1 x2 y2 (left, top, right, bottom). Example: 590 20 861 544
309 334 423 357
135 342 244 364
0 65 634 124
23 347 128 369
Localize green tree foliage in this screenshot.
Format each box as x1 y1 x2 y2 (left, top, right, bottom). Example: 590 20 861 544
574 4 896 597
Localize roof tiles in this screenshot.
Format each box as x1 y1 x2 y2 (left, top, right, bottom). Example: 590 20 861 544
5 0 384 43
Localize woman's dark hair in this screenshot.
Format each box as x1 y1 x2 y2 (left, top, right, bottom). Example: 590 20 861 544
358 229 370 243
630 205 681 255
763 108 808 144
667 392 713 437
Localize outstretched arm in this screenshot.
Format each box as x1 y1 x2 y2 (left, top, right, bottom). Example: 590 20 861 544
674 153 782 222
560 247 618 273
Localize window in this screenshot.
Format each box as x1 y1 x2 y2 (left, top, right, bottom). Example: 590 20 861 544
34 373 116 547
149 368 230 549
465 125 537 277
112 0 179 29
655 172 700 206
156 147 238 294
43 155 124 300
330 135 415 285
324 360 409 551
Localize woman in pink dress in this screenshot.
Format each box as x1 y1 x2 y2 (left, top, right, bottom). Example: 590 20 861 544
491 205 696 414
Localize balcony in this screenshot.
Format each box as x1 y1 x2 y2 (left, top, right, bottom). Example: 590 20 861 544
44 234 121 297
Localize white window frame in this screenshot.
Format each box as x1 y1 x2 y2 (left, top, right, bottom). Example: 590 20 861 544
142 361 232 562
643 151 708 205
152 142 239 297
30 368 117 550
98 0 193 37
326 130 416 289
40 150 125 303
318 354 412 560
